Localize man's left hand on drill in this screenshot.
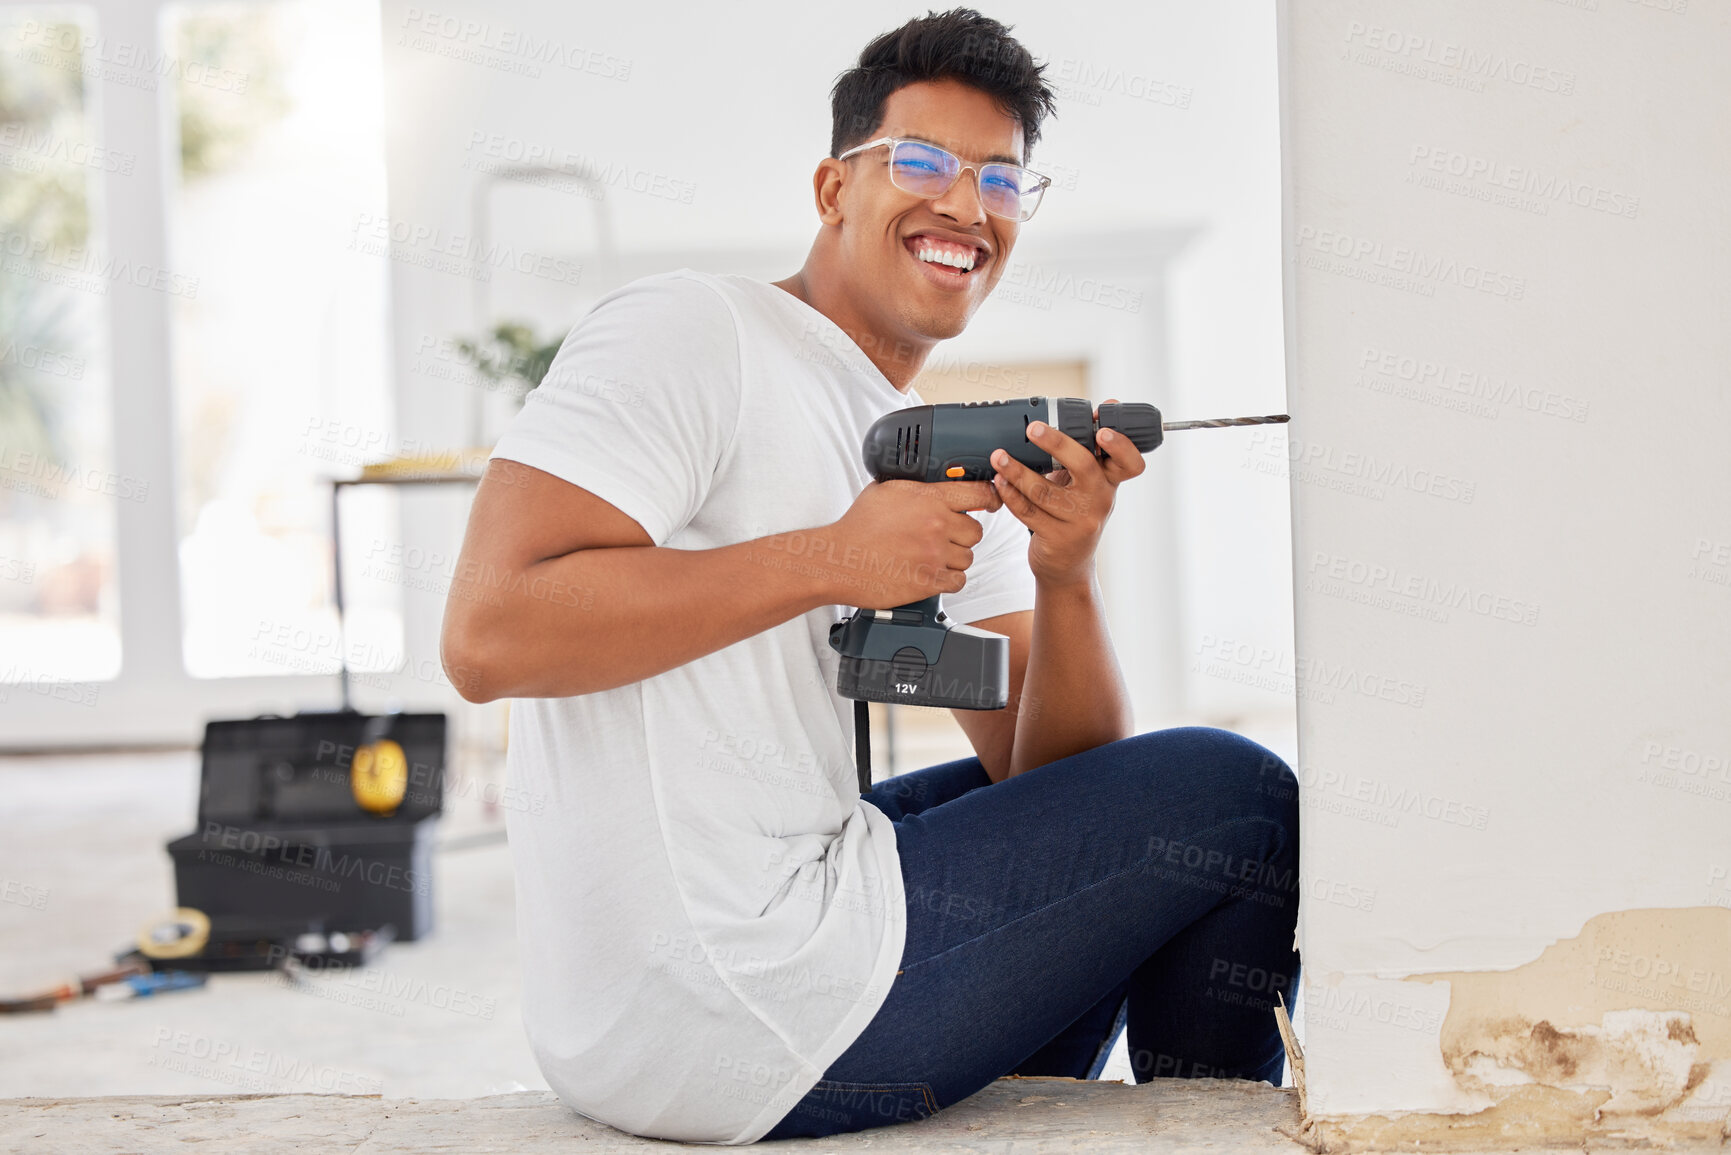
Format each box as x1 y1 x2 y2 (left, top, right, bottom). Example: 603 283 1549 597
989 397 1147 589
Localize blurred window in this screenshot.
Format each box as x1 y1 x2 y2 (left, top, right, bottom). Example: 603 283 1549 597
164 0 400 678
0 9 122 683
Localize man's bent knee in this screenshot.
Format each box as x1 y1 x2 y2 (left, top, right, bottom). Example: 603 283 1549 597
1127 727 1298 816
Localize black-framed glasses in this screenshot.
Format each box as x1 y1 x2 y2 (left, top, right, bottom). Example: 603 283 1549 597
835 136 1051 223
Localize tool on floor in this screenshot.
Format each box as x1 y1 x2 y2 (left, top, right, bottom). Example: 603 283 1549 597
160 710 446 970
137 907 211 960
831 397 1289 791
93 969 211 1002
0 896 406 1012
143 458 478 973
0 958 160 1014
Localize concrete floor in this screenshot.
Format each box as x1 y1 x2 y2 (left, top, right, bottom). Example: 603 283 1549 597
1 1079 1313 1152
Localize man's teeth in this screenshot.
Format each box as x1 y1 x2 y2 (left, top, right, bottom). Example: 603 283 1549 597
916 243 976 272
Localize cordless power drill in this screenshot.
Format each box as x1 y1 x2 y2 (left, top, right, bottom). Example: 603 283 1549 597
828 396 1288 791
827 396 1164 716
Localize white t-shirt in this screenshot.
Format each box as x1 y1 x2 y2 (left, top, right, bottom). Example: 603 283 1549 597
489 268 1037 1144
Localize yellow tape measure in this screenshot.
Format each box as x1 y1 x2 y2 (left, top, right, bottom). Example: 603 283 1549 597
351 738 408 815
137 907 210 959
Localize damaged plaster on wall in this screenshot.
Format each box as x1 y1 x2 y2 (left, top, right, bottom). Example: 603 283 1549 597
1306 908 1731 1151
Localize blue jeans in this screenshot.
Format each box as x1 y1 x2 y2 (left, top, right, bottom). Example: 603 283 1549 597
761 727 1301 1141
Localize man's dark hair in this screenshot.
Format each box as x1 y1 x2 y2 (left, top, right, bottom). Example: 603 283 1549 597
830 8 1058 166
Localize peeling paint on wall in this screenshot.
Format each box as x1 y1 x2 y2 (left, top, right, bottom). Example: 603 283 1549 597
1306 908 1731 1150
1419 906 1730 1111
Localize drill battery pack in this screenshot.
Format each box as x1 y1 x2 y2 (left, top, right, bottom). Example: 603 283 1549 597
830 598 1009 710
162 710 445 968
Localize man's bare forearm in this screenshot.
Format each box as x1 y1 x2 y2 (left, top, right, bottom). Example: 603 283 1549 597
1005 571 1133 778
445 535 840 701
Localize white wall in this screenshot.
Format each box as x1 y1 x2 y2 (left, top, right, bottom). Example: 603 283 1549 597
1279 0 1731 1134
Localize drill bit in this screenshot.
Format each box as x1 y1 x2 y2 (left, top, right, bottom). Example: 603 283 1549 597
1161 414 1290 431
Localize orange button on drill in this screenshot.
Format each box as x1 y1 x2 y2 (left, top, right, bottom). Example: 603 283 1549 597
945 466 965 478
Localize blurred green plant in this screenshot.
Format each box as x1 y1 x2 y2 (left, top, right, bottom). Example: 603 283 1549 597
176 6 291 179
454 322 566 396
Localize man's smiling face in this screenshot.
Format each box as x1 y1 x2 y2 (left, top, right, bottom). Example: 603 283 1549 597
835 76 1025 346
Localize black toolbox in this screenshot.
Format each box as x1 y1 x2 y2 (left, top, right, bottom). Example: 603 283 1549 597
163 710 446 968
